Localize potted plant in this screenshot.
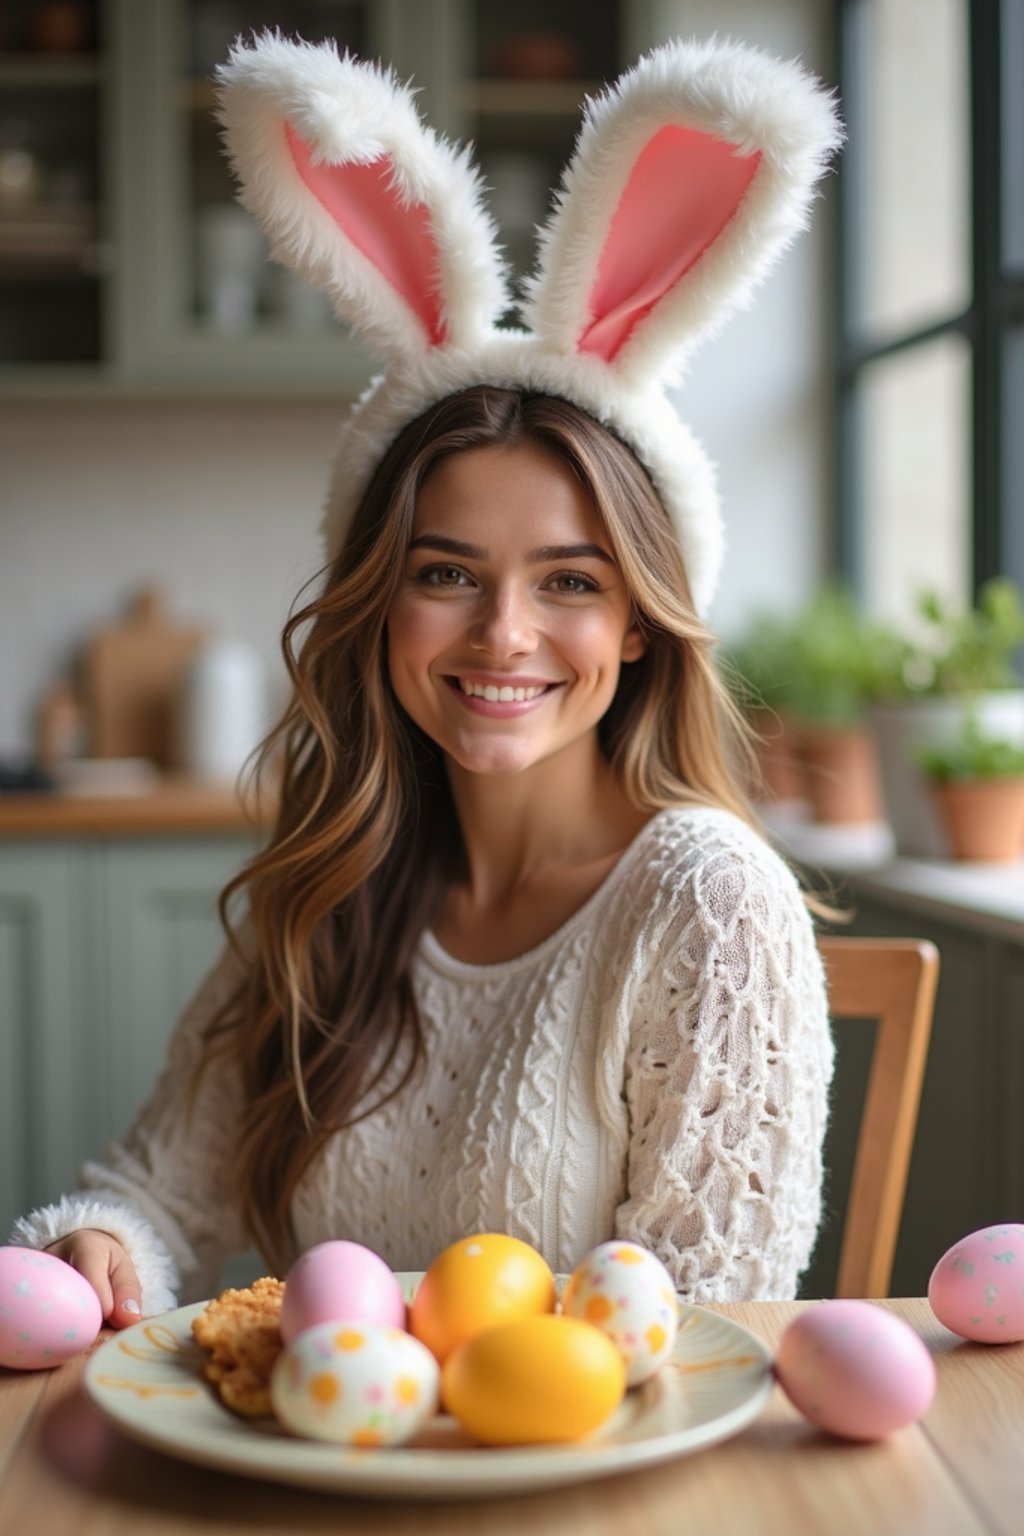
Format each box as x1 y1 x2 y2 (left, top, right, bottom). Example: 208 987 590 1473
725 587 900 825
723 616 807 806
869 578 1024 857
919 718 1024 862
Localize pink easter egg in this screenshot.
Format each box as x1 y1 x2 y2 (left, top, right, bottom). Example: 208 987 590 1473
0 1246 103 1370
928 1223 1024 1343
281 1240 406 1344
776 1299 935 1441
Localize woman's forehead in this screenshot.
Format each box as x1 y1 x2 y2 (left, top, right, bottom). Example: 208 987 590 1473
412 442 609 549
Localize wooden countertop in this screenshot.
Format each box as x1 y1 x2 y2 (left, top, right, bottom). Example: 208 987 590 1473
1 1299 1020 1536
0 778 272 837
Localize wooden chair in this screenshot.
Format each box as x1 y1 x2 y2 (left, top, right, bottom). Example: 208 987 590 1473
819 936 940 1298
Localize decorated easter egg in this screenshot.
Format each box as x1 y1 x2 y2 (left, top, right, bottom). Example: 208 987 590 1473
928 1223 1024 1343
409 1233 556 1365
561 1239 678 1385
775 1300 935 1441
280 1241 406 1344
0 1246 103 1370
443 1313 626 1445
271 1320 439 1445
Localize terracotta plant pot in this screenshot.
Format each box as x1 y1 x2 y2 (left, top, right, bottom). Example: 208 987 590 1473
869 691 1024 856
931 777 1024 862
747 708 807 805
798 724 882 826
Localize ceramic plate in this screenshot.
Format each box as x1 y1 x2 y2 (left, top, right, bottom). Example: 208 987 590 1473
84 1275 773 1499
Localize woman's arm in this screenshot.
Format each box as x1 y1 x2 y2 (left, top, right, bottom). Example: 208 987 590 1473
613 835 834 1301
7 943 251 1312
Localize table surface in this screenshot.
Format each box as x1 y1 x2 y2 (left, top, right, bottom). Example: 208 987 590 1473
1 1298 1020 1536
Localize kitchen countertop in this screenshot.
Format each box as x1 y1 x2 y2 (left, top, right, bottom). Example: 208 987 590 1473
0 777 272 837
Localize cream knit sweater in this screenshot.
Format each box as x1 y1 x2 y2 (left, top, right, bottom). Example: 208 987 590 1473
11 807 833 1311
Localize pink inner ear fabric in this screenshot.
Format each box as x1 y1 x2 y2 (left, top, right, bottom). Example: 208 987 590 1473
579 125 761 362
285 123 446 346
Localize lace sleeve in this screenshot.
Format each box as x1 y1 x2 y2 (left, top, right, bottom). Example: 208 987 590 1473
9 943 250 1308
613 836 833 1302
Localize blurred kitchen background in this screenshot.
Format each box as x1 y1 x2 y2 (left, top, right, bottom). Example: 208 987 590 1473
1 0 845 774
2 2 1023 1289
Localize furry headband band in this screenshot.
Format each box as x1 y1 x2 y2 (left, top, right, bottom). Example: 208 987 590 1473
216 33 842 613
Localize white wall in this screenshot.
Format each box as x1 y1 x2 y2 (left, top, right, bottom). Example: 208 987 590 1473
0 0 835 759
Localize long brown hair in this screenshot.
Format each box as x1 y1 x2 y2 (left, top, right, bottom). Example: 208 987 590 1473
204 386 760 1271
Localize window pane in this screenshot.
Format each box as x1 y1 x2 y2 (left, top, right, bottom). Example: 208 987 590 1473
1004 0 1024 268
859 334 971 624
850 0 970 337
1005 325 1024 588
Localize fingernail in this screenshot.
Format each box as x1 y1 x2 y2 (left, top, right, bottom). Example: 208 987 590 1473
121 1298 141 1314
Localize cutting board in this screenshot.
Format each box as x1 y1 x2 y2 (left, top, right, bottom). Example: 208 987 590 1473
85 588 207 767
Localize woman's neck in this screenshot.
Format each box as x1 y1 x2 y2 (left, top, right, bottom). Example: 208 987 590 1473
440 739 650 939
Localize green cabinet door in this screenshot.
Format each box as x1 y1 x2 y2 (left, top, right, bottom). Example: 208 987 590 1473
0 844 93 1234
0 835 252 1238
97 840 248 1141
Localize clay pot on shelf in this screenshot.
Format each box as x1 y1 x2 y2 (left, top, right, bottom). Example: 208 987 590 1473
798 723 883 826
930 777 1024 862
747 708 807 806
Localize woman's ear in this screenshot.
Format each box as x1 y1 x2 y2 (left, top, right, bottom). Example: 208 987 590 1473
620 622 648 664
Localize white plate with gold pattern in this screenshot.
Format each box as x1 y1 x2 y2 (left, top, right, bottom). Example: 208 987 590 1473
84 1274 773 1499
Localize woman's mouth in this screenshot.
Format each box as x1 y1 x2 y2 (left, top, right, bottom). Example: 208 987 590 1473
444 676 560 712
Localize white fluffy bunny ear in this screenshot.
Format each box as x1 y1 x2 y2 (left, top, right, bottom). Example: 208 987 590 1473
215 33 510 362
523 36 843 383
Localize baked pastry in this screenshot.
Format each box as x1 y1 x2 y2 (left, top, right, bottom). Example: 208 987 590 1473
191 1275 284 1418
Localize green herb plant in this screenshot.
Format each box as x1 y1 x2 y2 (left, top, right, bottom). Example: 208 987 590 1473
918 715 1024 782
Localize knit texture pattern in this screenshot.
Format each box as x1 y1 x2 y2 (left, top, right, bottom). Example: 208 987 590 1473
10 808 832 1309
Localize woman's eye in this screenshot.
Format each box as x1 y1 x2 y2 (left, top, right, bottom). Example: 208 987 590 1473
419 563 469 587
549 571 598 595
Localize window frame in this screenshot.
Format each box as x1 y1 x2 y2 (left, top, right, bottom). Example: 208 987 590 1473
834 0 1024 603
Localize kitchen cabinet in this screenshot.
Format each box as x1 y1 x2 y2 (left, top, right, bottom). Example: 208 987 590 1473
798 880 1024 1300
0 833 252 1237
1 0 644 397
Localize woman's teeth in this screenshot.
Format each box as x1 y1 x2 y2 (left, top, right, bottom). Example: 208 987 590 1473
459 681 547 702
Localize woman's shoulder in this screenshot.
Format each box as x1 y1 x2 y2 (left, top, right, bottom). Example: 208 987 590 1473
617 804 809 933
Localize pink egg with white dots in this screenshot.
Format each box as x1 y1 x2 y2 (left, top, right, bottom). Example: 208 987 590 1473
0 1246 103 1370
561 1240 678 1386
271 1321 439 1445
928 1223 1024 1343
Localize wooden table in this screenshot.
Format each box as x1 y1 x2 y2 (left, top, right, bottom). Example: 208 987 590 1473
1 1299 1020 1536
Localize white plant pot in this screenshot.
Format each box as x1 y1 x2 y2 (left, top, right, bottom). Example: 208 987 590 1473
869 690 1024 857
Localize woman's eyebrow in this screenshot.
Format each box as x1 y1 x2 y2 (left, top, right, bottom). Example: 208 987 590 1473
407 535 614 565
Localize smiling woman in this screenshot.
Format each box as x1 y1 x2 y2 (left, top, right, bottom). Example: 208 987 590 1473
9 34 841 1327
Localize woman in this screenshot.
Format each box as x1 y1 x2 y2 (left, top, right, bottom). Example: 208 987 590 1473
10 34 840 1323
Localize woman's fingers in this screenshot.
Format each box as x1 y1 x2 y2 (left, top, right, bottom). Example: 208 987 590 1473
45 1230 141 1325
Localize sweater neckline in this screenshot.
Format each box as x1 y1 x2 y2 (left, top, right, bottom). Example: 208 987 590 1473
417 804 705 981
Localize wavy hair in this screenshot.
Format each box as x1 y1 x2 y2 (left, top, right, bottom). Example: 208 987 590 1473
203 386 761 1271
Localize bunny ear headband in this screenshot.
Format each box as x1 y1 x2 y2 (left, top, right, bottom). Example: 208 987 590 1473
216 33 842 613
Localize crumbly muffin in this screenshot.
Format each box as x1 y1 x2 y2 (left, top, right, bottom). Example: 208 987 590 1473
191 1276 285 1418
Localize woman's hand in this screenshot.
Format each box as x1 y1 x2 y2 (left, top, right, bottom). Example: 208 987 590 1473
45 1230 143 1328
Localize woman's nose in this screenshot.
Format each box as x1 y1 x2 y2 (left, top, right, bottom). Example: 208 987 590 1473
468 586 536 657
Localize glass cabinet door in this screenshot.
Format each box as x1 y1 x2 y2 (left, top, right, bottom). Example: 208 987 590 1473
451 0 621 309
114 0 383 393
0 0 107 374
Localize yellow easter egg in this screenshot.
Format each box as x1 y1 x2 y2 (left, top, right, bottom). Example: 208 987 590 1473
409 1233 556 1365
442 1314 626 1445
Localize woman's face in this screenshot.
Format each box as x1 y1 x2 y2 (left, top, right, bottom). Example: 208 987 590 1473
386 441 646 779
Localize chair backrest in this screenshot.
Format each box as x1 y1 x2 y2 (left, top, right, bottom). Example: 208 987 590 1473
818 936 940 1299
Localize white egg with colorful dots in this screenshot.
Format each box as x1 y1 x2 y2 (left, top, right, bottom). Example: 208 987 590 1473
270 1320 440 1446
928 1223 1024 1344
561 1240 678 1386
